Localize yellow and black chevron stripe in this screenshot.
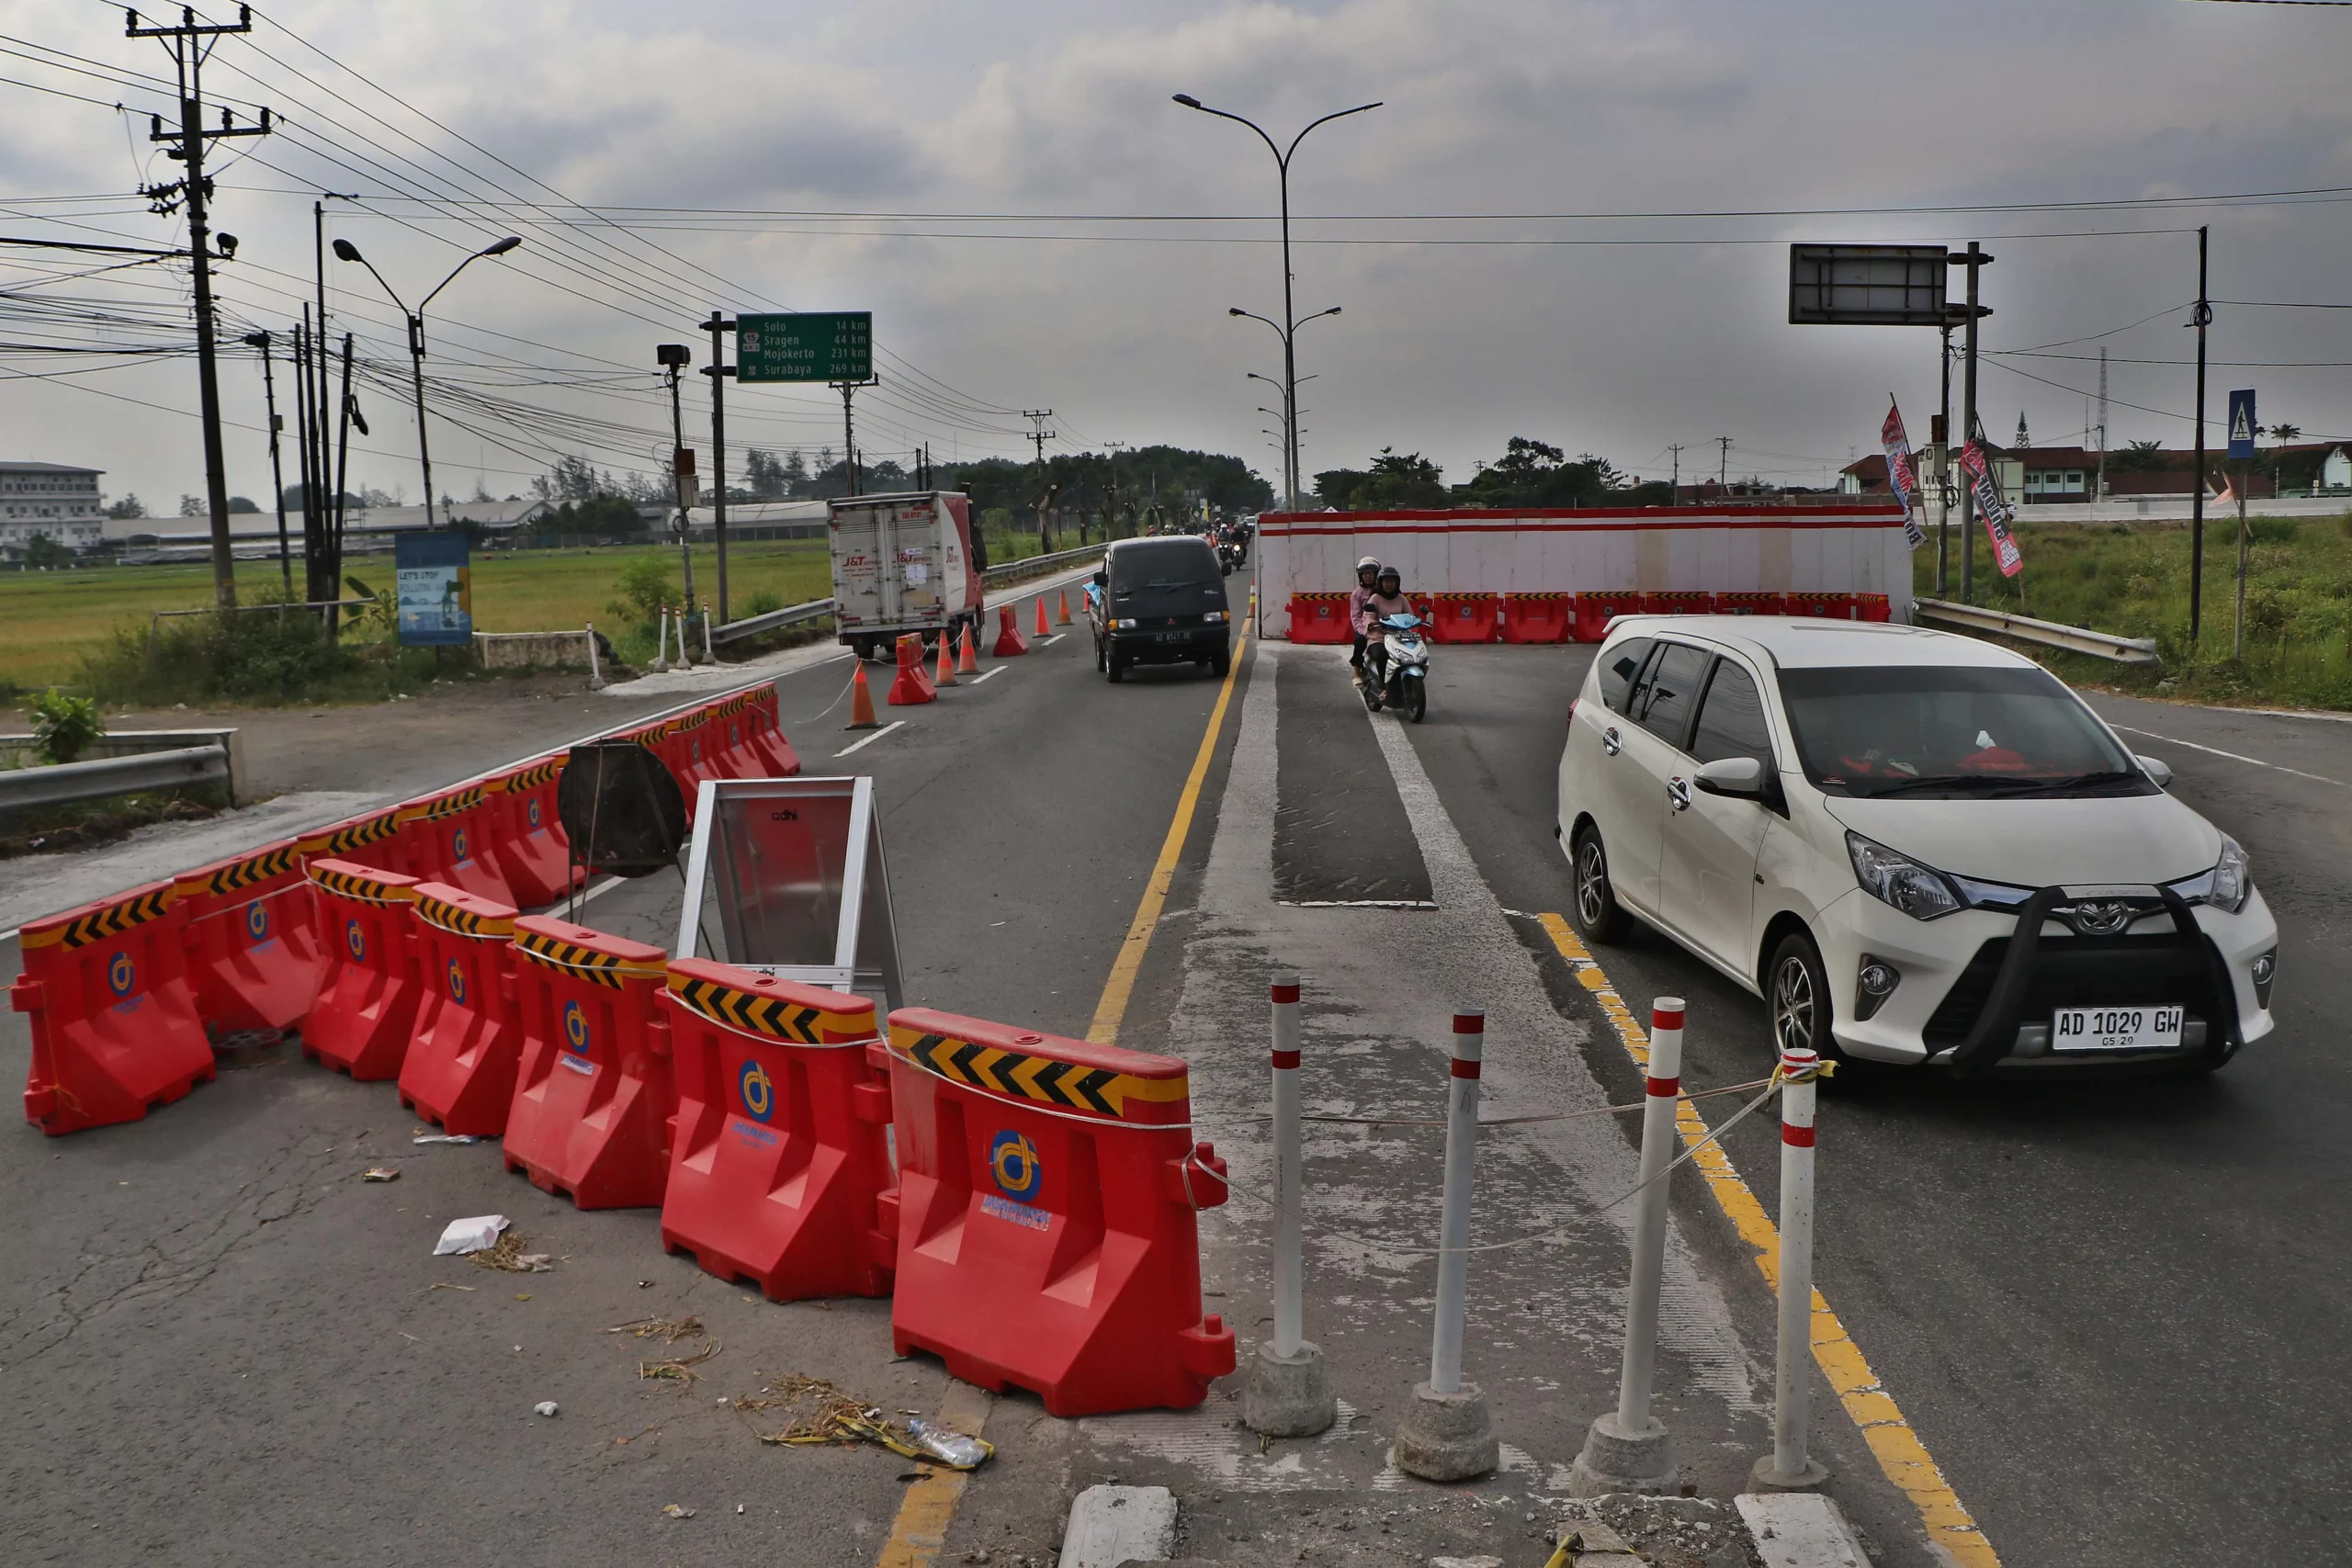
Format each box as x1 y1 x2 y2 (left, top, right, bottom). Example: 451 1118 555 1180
514 927 666 987
309 864 418 908
300 809 400 858
174 842 299 902
20 885 175 952
667 970 870 1044
889 1023 1189 1121
414 890 514 940
396 784 488 825
498 757 562 793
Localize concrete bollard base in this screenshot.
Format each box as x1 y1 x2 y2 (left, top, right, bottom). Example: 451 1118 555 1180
1747 1453 1831 1493
1567 1410 1678 1497
1242 1339 1338 1438
1391 1381 1499 1482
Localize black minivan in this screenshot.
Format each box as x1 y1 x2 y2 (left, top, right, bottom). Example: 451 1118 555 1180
1087 536 1233 682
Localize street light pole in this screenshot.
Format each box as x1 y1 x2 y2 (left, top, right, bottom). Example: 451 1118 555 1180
333 235 522 531
1232 306 1339 505
241 330 293 595
1177 94 1381 509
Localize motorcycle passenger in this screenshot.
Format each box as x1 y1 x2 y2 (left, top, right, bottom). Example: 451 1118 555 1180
1347 556 1383 682
1360 568 1413 683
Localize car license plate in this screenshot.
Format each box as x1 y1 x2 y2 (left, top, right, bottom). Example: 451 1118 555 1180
2051 1005 2184 1053
1155 629 1190 643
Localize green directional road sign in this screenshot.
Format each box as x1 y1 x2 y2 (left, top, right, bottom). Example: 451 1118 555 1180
736 311 872 383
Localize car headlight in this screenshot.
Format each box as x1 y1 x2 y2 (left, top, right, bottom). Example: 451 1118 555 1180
1112 617 1136 630
1846 831 1962 920
1203 609 1228 623
2167 833 2251 914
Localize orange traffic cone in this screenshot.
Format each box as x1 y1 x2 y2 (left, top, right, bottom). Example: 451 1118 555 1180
934 627 957 687
847 659 879 728
1035 596 1050 637
1056 589 1073 626
956 621 978 674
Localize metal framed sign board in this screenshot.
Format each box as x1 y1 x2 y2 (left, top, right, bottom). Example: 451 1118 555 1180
392 530 472 646
2227 389 2257 462
736 311 873 383
675 775 904 1012
1789 244 1951 325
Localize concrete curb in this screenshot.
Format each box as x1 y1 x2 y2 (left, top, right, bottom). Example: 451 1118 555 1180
1061 1484 1177 1568
1736 1492 1875 1568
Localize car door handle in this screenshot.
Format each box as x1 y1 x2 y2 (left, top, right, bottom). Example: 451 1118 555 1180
1601 726 1622 757
1667 776 1690 812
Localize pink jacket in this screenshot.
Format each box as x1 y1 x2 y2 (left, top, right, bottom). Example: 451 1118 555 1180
1359 591 1411 637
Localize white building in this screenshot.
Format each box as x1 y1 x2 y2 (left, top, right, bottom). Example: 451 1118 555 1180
0 462 105 557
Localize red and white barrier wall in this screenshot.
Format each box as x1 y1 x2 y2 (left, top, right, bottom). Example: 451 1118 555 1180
1257 504 1915 640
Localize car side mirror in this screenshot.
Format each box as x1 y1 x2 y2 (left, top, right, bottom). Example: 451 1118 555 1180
1693 755 1765 798
1091 570 1107 587
2136 754 2172 790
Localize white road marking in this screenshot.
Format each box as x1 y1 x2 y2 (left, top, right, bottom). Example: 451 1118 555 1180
574 875 627 905
2108 723 2349 790
834 720 907 758
1042 633 1066 646
968 665 1008 683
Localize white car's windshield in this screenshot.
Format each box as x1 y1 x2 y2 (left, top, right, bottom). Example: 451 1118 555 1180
1777 665 2150 799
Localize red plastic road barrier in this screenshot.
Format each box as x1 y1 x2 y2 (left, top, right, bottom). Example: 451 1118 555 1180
397 883 524 1135
1713 591 1787 617
302 860 424 1081
294 806 403 874
702 690 764 781
1785 592 1860 619
393 784 516 907
1286 592 1352 645
1645 590 1714 616
172 840 322 1036
12 881 215 1135
992 602 1030 657
1572 592 1646 642
660 960 895 1301
888 633 937 705
1498 592 1573 644
739 685 803 777
880 1009 1236 1416
1856 592 1893 623
503 917 675 1210
1429 592 1500 644
485 757 581 909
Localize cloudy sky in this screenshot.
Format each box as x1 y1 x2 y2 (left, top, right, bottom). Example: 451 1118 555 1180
2 0 2347 513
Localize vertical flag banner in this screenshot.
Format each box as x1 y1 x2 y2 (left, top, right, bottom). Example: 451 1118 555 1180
1880 399 1925 549
1960 441 2025 578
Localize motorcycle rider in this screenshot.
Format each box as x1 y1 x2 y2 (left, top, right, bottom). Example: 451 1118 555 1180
1347 556 1382 683
1359 566 1413 686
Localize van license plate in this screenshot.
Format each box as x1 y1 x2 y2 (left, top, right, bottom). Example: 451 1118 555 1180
2052 1005 2184 1052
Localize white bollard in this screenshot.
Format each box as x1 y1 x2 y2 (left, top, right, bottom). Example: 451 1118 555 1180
702 606 717 664
1243 972 1336 1437
583 621 605 689
1752 1044 1830 1491
1570 997 1684 1495
651 606 672 672
1392 1008 1498 1481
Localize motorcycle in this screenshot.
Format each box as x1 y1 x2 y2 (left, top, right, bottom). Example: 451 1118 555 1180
1360 611 1430 723
1216 539 1242 577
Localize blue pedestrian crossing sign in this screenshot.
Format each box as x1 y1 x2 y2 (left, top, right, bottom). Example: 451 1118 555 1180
2227 389 2257 462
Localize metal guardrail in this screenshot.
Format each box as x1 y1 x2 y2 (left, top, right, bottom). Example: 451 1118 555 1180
1913 597 2161 665
0 743 232 813
707 546 1105 647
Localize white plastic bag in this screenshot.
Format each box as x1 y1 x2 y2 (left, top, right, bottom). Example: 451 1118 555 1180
433 1214 511 1256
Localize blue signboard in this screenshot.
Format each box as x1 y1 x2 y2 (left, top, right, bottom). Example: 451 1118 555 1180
393 531 472 647
2227 389 2257 463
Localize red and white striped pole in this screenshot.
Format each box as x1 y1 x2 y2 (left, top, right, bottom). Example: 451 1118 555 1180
1244 972 1336 1438
1754 1043 1829 1490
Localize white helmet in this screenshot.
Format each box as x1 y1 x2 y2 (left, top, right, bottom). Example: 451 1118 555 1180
1356 556 1381 575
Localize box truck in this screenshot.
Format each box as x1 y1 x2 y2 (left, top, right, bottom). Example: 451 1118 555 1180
827 491 985 660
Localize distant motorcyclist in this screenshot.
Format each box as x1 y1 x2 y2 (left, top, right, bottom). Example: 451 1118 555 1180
1359 567 1412 682
1347 556 1382 682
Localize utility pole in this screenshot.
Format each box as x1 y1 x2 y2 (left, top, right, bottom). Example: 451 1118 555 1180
1714 437 1733 490
292 312 316 590
2096 346 2109 504
700 311 736 622
241 331 291 595
310 193 353 604
131 5 272 607
1935 318 1955 595
1667 444 1683 504
832 378 878 497
1951 242 1993 604
657 344 697 615
332 332 359 621
2189 225 2211 647
1024 410 1055 543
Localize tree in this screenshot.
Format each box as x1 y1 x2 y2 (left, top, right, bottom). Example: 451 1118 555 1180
743 448 803 499
1454 437 1623 507
106 492 145 520
24 531 69 569
2111 439 2168 473
179 493 205 516
531 454 606 505
228 495 260 513
1315 448 1447 511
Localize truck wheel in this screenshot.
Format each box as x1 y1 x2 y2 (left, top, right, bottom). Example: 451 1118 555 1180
1107 654 1126 683
1210 649 1232 678
1094 636 1107 672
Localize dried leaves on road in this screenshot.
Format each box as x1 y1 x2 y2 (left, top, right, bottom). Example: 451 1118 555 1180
470 1231 555 1272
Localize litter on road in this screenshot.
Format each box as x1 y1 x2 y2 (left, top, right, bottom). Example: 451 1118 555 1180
360 1167 399 1182
743 1373 994 1470
469 1230 554 1272
412 1134 481 1145
605 1314 704 1342
533 1401 559 1418
432 1214 509 1255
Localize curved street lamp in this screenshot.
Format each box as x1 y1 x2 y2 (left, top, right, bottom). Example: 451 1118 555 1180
1177 93 1379 508
333 234 524 529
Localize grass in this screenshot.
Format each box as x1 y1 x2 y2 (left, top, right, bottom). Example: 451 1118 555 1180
1914 511 2352 710
0 540 832 694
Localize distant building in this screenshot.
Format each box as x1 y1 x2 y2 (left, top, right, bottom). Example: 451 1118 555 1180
105 496 552 559
0 461 106 557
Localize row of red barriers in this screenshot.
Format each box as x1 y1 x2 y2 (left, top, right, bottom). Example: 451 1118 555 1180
1287 590 1893 644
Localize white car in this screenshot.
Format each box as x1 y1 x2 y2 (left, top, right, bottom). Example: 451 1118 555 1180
1555 616 2278 1072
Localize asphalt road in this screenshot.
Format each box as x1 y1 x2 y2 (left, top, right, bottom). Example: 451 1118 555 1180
1408 644 2352 1568
6 600 2342 1567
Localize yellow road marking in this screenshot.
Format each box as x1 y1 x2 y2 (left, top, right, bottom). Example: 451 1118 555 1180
1537 913 2001 1568
874 1379 994 1568
1085 620 1252 1044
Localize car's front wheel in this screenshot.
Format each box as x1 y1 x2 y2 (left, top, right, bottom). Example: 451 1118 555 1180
1567 826 1631 944
1766 930 1837 1062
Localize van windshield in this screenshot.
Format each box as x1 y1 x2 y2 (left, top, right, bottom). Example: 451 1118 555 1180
1110 540 1220 593
1776 665 2152 799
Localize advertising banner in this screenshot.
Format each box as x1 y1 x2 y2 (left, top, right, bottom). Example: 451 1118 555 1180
394 531 473 647
1880 399 1926 549
1959 442 2024 578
